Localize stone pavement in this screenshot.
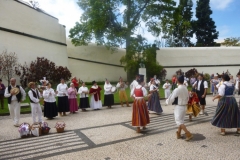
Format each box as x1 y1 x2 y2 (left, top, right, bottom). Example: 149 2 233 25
0 95 240 160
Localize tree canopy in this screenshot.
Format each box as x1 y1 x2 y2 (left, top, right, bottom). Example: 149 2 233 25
193 0 219 46
69 0 176 80
222 37 240 47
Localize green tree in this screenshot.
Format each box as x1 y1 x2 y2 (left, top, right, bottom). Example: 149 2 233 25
120 35 163 81
69 0 175 80
222 37 240 46
193 0 219 46
172 0 194 47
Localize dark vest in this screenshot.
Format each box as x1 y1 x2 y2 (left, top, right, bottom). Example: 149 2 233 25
196 80 205 95
8 85 22 104
29 89 39 103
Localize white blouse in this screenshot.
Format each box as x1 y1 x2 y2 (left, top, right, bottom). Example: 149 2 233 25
130 85 147 97
56 83 68 97
163 83 171 90
150 84 159 91
166 85 189 106
78 86 89 98
218 81 234 96
104 83 112 95
43 88 56 102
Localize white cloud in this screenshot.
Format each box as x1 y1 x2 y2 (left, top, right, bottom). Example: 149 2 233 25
23 0 82 36
210 0 234 10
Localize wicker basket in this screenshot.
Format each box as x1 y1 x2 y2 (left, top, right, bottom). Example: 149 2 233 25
56 127 65 133
31 123 42 136
19 123 31 138
55 121 65 133
41 122 50 135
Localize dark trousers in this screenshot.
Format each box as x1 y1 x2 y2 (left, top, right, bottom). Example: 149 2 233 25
0 94 4 109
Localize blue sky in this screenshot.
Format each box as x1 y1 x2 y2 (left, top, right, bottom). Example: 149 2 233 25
23 0 239 44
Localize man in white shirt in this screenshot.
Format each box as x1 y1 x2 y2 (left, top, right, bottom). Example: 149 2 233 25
28 82 43 124
166 75 193 141
130 74 140 93
4 78 26 127
193 74 208 115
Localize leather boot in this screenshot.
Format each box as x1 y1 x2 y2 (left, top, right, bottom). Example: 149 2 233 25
176 131 182 139
121 102 124 107
63 112 67 116
126 102 131 107
136 127 141 133
58 112 62 117
185 131 193 141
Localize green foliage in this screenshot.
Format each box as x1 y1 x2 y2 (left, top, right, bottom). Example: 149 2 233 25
222 37 240 47
70 0 177 80
204 73 210 81
172 0 194 47
193 0 219 46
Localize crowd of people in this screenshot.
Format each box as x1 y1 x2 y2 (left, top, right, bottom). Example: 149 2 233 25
2 70 240 141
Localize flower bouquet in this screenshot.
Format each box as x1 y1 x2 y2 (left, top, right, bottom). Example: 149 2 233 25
18 123 31 138
55 122 66 133
41 122 51 135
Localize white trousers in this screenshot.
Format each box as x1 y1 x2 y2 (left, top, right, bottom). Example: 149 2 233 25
174 105 187 126
8 101 21 125
164 90 171 99
30 103 43 123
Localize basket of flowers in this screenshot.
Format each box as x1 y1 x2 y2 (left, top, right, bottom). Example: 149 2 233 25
31 123 42 137
55 122 66 133
41 122 51 135
18 123 31 138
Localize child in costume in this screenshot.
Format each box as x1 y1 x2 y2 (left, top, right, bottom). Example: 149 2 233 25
186 88 201 121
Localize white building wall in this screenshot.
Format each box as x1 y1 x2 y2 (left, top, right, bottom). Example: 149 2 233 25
157 47 240 79
0 0 66 43
67 40 127 82
0 0 68 84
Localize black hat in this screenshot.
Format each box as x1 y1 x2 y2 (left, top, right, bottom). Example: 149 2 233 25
177 75 184 83
92 80 96 85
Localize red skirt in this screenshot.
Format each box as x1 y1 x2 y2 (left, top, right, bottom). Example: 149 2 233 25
132 98 150 127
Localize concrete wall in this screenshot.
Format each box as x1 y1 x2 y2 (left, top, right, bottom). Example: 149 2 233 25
67 40 127 82
0 0 66 43
0 0 68 84
157 47 240 79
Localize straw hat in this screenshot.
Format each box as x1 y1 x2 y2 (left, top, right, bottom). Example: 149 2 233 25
28 82 35 88
10 87 20 95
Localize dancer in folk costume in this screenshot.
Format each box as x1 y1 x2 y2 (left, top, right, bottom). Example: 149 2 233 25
212 74 240 135
163 79 171 99
131 77 150 133
166 75 193 141
28 82 43 124
89 81 102 110
68 83 79 113
116 77 130 107
186 88 201 121
0 79 6 109
148 78 163 114
130 74 140 93
43 82 58 119
148 75 160 87
56 78 69 116
193 74 208 115
172 75 177 90
71 76 80 91
211 74 219 96
104 79 114 108
4 78 26 127
78 82 89 112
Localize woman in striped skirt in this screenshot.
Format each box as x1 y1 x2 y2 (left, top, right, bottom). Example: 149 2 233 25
212 74 240 135
131 77 150 133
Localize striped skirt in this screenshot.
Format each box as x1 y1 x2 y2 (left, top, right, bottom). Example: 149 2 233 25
148 92 163 114
211 96 240 128
132 98 150 127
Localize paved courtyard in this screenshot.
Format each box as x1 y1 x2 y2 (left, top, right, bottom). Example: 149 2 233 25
0 95 240 160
